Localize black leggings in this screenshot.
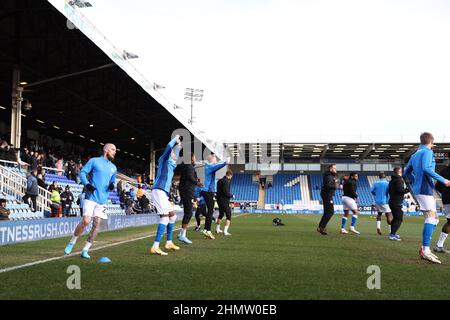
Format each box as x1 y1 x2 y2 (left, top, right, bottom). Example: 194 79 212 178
195 204 206 226
318 196 334 229
390 203 403 235
218 201 232 220
202 192 215 231
181 195 194 225
23 194 37 212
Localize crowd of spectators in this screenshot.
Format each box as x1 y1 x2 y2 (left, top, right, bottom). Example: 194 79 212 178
0 136 155 219
118 184 155 215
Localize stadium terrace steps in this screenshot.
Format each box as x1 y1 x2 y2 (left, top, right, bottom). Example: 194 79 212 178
257 184 265 209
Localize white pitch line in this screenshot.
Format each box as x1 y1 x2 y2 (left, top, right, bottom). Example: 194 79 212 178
0 213 249 274
0 231 159 274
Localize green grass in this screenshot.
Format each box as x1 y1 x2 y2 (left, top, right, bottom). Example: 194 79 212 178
0 213 450 300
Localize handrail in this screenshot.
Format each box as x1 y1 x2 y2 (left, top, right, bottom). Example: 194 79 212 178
0 159 29 171
116 172 138 184
41 166 65 173
0 165 51 213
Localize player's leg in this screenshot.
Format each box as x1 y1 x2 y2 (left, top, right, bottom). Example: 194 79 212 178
165 211 180 251
434 215 450 253
389 205 403 240
417 195 441 263
223 205 232 236
376 210 383 235
150 189 172 255
178 196 193 244
195 206 202 231
318 197 333 235
341 209 349 234
202 192 216 239
349 207 360 234
216 202 225 234
340 197 351 233
385 210 393 234
80 202 108 259
64 200 94 255
421 210 440 262
151 214 170 255
80 216 102 259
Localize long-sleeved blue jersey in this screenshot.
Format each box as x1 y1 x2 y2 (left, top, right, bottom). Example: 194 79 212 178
153 138 181 195
371 178 389 205
203 161 227 193
404 145 446 196
194 186 205 205
80 156 117 205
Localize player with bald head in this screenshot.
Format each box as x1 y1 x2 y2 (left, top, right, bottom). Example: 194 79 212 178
64 143 117 259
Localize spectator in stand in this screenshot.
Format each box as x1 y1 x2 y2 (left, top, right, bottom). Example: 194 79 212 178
23 169 39 212
21 148 31 166
56 157 63 176
31 152 39 171
47 150 57 168
117 180 123 194
37 173 47 189
0 199 10 220
130 188 136 201
38 152 46 169
77 186 86 217
119 189 126 209
26 150 34 166
139 194 150 213
73 162 81 184
136 185 145 199
124 191 134 211
61 185 75 217
126 201 142 215
1 144 19 167
0 140 7 160
49 184 61 218
48 181 57 192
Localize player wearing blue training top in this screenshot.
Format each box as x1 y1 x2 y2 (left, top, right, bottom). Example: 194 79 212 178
149 135 182 256
201 154 228 240
404 132 450 264
370 172 392 236
64 143 117 259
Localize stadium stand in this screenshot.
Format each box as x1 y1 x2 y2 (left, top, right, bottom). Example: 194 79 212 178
2 192 43 220
44 173 124 216
265 174 302 204
230 173 259 201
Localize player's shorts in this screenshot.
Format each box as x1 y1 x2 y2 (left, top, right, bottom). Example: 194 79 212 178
83 199 107 220
443 204 450 219
152 188 173 216
218 201 232 220
375 204 391 213
415 194 436 212
342 196 358 211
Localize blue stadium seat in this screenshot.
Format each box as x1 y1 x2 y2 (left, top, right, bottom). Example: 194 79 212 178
265 174 302 205
230 174 259 201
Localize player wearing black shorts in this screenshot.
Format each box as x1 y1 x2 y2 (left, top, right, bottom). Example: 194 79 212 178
215 170 234 236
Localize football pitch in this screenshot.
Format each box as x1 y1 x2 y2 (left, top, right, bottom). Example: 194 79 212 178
1 213 450 300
